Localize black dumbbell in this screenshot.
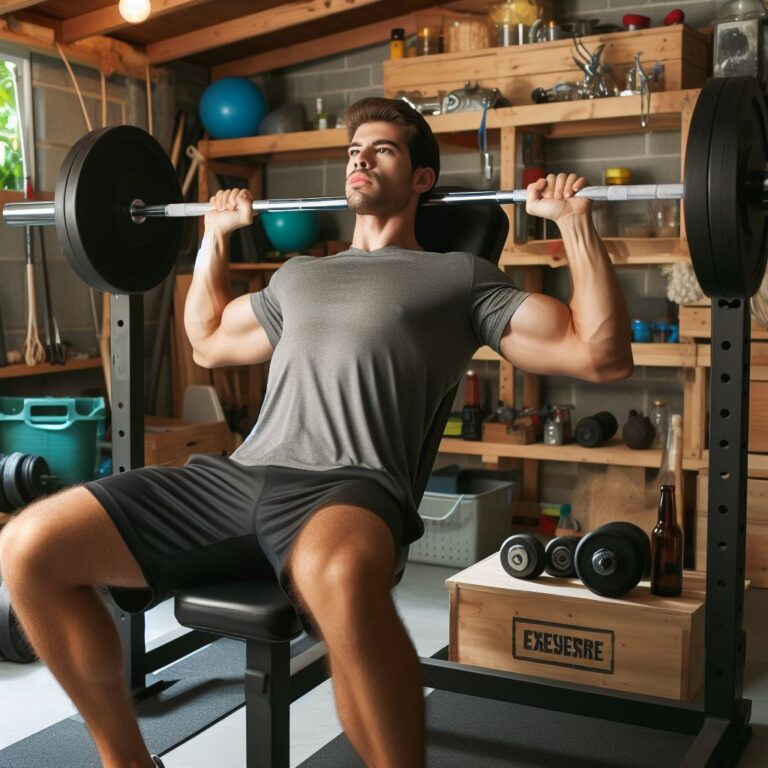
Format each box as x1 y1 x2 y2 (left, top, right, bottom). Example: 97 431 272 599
544 536 582 578
574 522 650 598
500 534 545 579
574 411 618 448
0 453 53 512
0 579 37 663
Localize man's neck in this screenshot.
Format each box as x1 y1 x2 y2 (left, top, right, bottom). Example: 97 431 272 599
350 211 422 252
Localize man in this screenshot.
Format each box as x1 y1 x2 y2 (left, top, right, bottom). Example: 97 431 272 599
0 98 633 768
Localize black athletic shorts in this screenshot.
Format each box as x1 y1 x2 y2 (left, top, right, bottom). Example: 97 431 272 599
84 455 406 638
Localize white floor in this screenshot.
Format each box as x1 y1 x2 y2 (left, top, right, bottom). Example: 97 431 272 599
2 562 768 767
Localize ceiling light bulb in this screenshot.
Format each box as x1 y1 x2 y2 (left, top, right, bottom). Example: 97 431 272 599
118 0 152 24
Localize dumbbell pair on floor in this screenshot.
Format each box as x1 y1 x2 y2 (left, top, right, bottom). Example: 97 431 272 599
0 452 54 513
500 522 651 598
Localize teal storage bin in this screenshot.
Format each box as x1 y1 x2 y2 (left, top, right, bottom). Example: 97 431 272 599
0 397 107 488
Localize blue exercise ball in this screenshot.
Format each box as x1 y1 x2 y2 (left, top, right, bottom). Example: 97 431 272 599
261 211 320 253
199 78 267 139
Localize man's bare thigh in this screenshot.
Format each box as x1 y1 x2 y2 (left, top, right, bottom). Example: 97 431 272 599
1 486 147 589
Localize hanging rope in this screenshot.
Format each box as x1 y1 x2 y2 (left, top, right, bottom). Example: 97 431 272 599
145 61 153 136
55 43 93 132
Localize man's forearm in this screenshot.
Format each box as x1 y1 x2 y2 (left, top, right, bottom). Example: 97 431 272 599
559 213 633 377
184 228 232 348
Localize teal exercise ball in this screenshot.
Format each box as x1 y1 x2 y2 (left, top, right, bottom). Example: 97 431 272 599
199 78 267 139
261 211 320 253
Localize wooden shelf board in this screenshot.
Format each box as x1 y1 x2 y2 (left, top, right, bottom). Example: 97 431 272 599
438 437 663 468
229 262 282 274
501 238 689 268
199 90 699 161
472 343 696 367
0 358 102 379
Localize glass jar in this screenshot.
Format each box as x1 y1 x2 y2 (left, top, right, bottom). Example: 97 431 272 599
713 0 768 86
544 416 563 445
416 26 441 56
486 0 552 46
648 199 680 237
649 399 669 449
594 167 631 237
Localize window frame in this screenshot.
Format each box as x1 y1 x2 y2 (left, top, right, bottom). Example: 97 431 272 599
0 49 34 203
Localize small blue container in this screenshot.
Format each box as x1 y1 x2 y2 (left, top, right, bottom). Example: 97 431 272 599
632 319 652 343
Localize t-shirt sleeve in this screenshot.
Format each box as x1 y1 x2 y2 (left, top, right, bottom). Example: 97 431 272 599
468 254 531 353
249 268 285 349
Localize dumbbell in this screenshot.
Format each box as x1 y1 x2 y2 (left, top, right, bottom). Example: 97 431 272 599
499 522 651 598
574 522 651 598
0 579 36 663
0 452 53 512
500 534 582 580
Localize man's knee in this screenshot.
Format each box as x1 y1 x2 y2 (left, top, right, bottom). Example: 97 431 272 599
0 488 82 584
289 515 396 622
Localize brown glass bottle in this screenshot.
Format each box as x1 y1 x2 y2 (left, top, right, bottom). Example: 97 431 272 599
461 370 485 441
651 484 683 597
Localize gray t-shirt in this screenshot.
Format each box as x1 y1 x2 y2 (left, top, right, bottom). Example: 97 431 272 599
229 246 530 544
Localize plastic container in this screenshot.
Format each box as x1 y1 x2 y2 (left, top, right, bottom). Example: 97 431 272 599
410 471 519 567
0 397 107 488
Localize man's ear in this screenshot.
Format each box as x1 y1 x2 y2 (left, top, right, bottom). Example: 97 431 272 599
413 167 436 193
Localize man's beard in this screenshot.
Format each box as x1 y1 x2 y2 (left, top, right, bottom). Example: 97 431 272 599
346 173 412 215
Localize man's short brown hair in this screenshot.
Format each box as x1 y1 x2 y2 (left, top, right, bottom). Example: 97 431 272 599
344 97 440 196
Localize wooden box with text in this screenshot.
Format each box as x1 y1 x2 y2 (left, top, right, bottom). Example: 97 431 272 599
447 553 705 701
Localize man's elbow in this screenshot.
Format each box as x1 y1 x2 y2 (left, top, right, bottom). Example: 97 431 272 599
585 350 635 383
192 348 215 369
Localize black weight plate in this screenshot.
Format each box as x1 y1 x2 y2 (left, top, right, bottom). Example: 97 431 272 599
0 454 10 513
685 77 724 299
54 129 107 294
57 126 183 294
0 580 36 663
575 527 644 598
544 536 581 578
708 76 768 298
500 534 545 579
19 454 51 502
1 452 25 510
598 521 651 577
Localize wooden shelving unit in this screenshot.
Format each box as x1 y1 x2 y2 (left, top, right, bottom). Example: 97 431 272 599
0 357 102 380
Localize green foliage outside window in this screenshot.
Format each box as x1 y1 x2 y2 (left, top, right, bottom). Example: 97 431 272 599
0 60 23 191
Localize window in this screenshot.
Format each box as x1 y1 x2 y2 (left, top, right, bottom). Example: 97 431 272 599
0 52 32 194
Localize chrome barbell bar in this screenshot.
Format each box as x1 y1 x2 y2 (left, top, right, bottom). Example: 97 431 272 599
1 183 685 228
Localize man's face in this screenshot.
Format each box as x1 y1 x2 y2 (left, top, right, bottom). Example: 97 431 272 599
345 121 418 215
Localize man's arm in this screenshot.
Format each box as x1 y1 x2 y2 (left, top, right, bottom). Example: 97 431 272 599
184 188 273 369
499 173 634 383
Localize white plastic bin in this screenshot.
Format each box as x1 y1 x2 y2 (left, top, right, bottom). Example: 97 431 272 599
409 474 519 568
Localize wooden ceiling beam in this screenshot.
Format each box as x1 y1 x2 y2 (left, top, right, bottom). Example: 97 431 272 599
0 1 46 13
212 13 418 79
59 0 212 45
147 0 390 64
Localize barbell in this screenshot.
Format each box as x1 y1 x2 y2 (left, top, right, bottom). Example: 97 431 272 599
2 76 767 298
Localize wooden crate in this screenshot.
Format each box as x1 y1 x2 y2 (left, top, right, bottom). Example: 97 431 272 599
447 553 704 700
384 25 709 104
144 417 232 468
695 473 768 587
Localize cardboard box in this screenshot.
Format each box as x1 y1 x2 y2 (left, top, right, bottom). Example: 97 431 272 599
695 473 768 587
144 417 232 468
447 553 705 700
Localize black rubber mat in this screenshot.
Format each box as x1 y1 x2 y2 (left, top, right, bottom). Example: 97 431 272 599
0 638 245 768
298 688 696 767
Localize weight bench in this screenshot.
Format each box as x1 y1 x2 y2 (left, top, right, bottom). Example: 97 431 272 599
174 192 510 768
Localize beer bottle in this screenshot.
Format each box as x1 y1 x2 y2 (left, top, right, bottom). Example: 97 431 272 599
461 370 485 441
651 484 683 596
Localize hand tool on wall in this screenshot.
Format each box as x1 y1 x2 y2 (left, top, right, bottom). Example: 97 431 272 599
37 227 64 364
